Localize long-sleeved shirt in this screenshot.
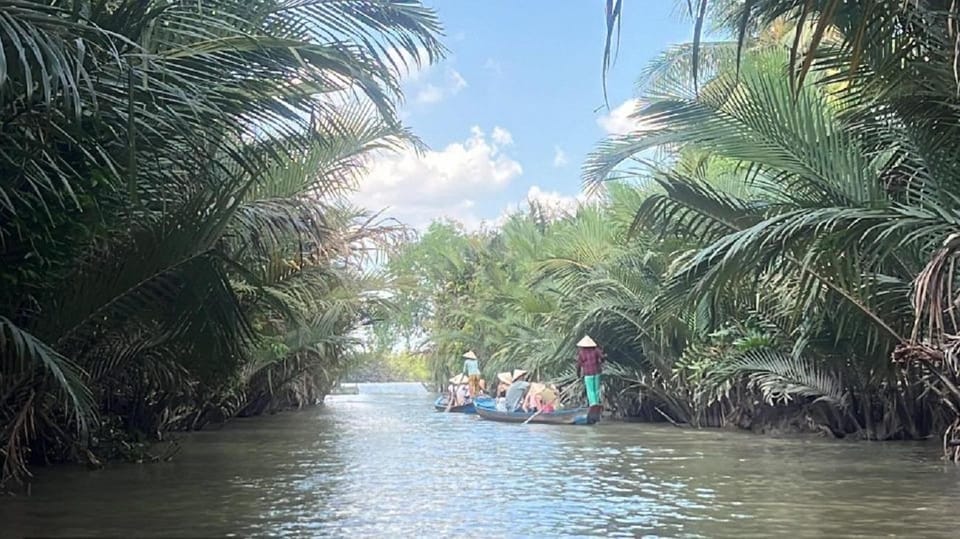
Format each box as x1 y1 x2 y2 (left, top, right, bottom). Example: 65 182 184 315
577 347 603 376
504 381 530 411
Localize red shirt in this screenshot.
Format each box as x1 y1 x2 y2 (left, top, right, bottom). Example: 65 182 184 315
577 347 603 375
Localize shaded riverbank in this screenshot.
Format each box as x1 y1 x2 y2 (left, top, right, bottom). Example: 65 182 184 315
3 383 959 537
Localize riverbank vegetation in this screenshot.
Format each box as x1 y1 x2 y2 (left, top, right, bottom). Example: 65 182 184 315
381 1 960 458
8 0 960 487
346 351 429 383
0 0 443 486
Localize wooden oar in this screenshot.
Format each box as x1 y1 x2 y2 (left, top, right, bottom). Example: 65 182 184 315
444 376 456 412
444 386 455 412
522 407 544 424
522 386 551 424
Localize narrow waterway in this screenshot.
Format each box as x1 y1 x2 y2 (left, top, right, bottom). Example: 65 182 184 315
3 383 959 537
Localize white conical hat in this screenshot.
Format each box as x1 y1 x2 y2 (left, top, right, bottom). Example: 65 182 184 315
463 350 477 359
449 373 469 384
511 369 528 380
577 335 597 347
497 372 513 384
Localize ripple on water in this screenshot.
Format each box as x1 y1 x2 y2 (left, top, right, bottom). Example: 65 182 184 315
2 384 960 537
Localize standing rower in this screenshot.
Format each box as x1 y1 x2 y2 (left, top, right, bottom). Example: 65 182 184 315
576 336 603 418
462 350 481 397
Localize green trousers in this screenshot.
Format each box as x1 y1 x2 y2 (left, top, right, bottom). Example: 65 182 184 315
584 374 601 406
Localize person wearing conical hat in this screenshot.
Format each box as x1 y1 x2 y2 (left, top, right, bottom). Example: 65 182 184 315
523 382 547 412
503 369 530 412
448 373 470 406
525 383 558 413
539 385 558 413
576 335 603 407
496 372 513 398
492 372 513 411
462 350 482 398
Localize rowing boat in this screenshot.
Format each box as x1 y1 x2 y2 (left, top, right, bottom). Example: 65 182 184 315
474 398 600 425
433 395 476 414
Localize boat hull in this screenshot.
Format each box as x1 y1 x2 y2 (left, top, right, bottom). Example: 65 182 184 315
434 396 476 414
474 401 600 425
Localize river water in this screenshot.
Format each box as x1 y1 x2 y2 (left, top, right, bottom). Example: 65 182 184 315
3 383 959 538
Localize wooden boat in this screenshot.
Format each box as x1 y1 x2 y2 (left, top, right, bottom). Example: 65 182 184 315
433 395 477 414
474 399 600 425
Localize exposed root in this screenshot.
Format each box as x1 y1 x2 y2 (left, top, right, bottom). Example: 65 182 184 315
945 419 960 462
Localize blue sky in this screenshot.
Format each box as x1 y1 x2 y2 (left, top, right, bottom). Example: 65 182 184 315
353 1 694 229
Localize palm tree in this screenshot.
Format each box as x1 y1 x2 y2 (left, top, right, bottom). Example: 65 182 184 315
1 0 444 485
590 3 960 448
383 187 682 410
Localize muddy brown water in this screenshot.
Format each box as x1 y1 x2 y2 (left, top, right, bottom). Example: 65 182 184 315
2 383 959 537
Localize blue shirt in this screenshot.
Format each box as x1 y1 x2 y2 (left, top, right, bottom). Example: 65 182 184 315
504 381 530 411
463 359 480 375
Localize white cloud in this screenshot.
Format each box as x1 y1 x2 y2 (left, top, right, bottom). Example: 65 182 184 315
384 44 468 107
552 146 568 168
415 84 443 104
483 58 503 76
352 126 522 229
412 68 467 105
449 69 468 92
491 126 513 146
525 186 584 216
597 98 662 136
494 185 599 226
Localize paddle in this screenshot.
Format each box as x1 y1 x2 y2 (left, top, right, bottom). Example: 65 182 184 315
444 376 456 412
522 407 544 424
445 373 468 412
522 384 554 424
444 394 454 413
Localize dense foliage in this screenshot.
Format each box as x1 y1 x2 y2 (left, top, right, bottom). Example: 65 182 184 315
346 351 429 383
0 0 443 485
381 1 960 458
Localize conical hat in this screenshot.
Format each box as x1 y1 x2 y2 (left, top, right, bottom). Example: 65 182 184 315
577 335 597 347
540 387 558 404
497 372 513 384
529 382 546 395
511 369 528 380
463 350 477 359
449 373 469 384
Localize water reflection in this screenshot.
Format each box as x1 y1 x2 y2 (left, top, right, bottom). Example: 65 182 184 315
2 383 959 537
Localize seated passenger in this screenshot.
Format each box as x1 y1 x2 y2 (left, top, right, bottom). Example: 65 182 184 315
524 382 546 412
446 382 456 406
496 372 513 398
456 382 470 404
539 385 558 413
503 370 529 412
448 374 470 405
